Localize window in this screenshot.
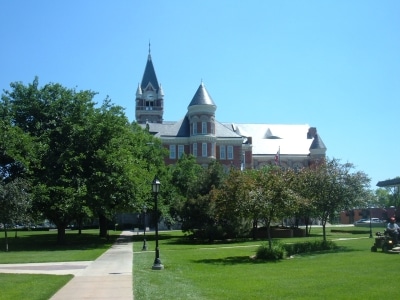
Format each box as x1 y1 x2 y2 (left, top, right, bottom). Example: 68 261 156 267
227 146 233 159
193 143 197 157
211 142 215 157
145 101 153 110
220 145 226 159
202 122 207 134
178 145 184 158
202 143 207 157
169 145 176 159
193 123 197 135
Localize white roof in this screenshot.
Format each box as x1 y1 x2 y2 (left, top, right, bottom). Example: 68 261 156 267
228 123 313 155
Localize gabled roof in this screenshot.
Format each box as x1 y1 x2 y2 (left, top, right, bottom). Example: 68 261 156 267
141 54 159 92
188 82 216 107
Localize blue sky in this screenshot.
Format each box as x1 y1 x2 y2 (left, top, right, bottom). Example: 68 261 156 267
1 1 399 189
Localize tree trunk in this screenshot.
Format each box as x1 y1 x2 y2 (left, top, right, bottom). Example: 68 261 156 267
57 226 66 244
78 217 82 235
252 219 257 240
4 228 9 252
266 219 272 249
99 214 109 238
305 216 311 237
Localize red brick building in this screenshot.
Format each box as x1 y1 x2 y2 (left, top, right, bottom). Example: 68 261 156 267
136 48 327 170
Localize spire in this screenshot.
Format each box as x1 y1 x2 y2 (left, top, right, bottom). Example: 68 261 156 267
188 82 216 107
158 83 164 97
141 47 159 92
136 83 142 97
148 40 151 57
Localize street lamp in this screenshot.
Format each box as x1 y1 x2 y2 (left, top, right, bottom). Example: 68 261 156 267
142 205 147 251
369 208 373 238
151 176 163 270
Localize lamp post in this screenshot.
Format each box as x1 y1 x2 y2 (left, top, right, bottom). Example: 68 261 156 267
142 205 147 251
151 176 163 270
369 208 373 238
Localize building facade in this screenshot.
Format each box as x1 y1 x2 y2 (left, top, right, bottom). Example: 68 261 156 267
136 49 327 170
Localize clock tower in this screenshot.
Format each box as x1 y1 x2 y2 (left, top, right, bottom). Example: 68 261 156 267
135 46 164 124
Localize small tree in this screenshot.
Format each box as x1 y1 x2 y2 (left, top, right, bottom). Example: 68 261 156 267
301 158 370 241
246 166 300 249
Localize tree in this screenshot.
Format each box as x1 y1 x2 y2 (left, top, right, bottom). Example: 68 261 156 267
375 188 392 208
1 78 168 242
168 154 203 226
246 166 300 248
82 102 165 237
3 78 102 243
0 117 34 250
0 178 30 251
210 167 253 239
173 157 228 240
301 158 370 241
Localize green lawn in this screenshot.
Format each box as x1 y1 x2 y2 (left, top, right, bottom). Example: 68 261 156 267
1 226 397 300
133 226 397 300
0 229 120 300
0 274 73 300
0 229 120 263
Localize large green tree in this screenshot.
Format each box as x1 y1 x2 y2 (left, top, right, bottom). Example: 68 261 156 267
1 78 161 242
2 78 99 242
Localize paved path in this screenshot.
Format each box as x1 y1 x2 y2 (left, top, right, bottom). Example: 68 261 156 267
0 230 134 300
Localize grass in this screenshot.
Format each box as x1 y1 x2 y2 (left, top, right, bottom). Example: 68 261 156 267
0 229 120 300
0 229 120 263
133 226 398 300
1 226 397 299
0 274 73 300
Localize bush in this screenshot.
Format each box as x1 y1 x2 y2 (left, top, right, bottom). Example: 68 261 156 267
284 240 338 256
256 242 286 261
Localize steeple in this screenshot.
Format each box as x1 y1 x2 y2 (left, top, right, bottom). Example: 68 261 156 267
135 45 164 124
141 43 159 93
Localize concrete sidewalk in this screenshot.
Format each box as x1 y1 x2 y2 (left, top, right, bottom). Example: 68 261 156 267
51 230 134 300
0 230 134 300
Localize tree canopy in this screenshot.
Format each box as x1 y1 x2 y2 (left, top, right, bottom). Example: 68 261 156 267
1 77 165 243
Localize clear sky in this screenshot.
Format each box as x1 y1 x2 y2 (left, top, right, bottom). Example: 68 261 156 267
1 1 399 190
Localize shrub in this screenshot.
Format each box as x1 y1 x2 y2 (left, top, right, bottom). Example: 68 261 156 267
256 242 286 261
284 240 338 256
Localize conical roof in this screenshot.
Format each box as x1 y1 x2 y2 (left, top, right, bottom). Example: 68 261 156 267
309 134 327 150
141 53 159 92
188 82 216 107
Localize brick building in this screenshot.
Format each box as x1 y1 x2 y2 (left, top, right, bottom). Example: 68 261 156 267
136 48 327 170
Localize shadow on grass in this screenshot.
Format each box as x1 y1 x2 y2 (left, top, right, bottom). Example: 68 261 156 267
0 230 120 252
193 256 279 265
130 232 250 246
192 246 356 266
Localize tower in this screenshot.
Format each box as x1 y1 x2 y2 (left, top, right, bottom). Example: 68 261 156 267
135 46 164 124
187 82 217 164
